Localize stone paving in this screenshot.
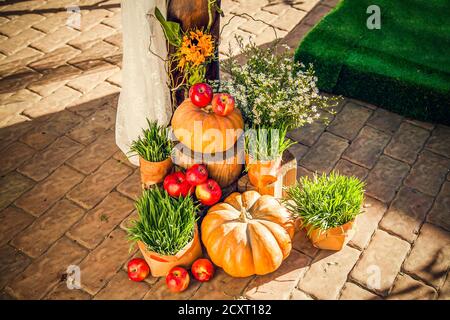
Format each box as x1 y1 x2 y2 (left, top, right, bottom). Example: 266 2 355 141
0 0 449 300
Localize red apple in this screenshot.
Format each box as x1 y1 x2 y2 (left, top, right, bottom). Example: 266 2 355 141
166 266 190 293
186 164 209 186
127 258 150 282
163 172 195 197
195 179 222 206
189 83 213 108
191 258 215 282
211 93 235 116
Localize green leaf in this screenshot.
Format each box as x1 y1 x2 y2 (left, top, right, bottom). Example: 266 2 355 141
154 7 181 47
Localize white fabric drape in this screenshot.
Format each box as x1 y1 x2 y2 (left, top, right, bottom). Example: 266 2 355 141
116 0 172 166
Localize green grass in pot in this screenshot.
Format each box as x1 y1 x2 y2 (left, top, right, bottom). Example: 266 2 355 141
127 187 199 256
284 172 365 234
129 119 173 162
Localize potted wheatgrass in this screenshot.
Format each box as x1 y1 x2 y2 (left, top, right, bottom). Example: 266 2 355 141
285 172 365 251
129 120 173 189
127 187 202 277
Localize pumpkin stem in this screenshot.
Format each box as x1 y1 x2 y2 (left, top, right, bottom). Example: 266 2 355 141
239 207 250 222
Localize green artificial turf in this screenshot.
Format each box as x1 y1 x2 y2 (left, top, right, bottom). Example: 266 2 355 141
295 0 450 124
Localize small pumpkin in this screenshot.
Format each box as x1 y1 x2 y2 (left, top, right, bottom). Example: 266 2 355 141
201 191 295 277
171 99 244 153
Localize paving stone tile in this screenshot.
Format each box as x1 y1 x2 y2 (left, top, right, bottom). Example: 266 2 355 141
327 102 372 140
299 246 361 300
66 130 118 174
103 33 122 48
0 120 34 151
296 165 315 180
333 159 369 181
19 126 59 151
12 200 85 258
349 197 387 250
79 229 136 295
32 11 71 33
289 289 313 300
144 278 201 300
350 230 410 296
67 107 116 145
192 268 253 300
66 63 118 93
6 237 88 299
0 206 34 247
68 83 120 118
405 118 435 131
45 283 92 300
116 169 141 201
0 142 35 176
287 143 309 163
113 150 135 168
0 14 46 37
438 277 449 300
404 150 450 196
32 26 80 53
287 121 326 147
245 250 311 300
426 125 450 158
293 0 321 11
15 165 84 217
38 110 84 135
68 192 134 249
380 187 433 243
23 86 82 119
339 282 381 300
367 108 403 135
69 23 116 50
79 8 115 32
384 122 430 165
29 46 81 71
67 158 132 209
0 28 45 55
388 273 437 300
427 181 450 231
239 10 277 35
292 228 319 258
343 126 390 169
365 156 410 203
0 172 35 211
299 132 349 174
94 271 149 300
267 7 307 32
27 64 81 97
0 245 31 290
403 223 450 288
68 41 118 70
0 67 42 94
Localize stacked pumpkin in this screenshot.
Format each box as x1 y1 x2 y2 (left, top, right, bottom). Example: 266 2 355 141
171 83 245 188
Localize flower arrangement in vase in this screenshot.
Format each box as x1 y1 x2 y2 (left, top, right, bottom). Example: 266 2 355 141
216 37 340 192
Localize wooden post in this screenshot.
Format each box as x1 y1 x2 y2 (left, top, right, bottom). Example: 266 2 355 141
167 0 221 105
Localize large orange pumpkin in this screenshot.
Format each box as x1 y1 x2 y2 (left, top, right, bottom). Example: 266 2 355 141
201 191 295 277
171 99 244 153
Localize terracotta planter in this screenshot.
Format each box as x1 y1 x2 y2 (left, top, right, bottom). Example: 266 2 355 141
306 220 356 251
245 155 282 193
139 156 173 189
137 225 202 277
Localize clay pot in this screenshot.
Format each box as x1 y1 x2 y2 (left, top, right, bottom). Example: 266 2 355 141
306 220 356 251
172 142 243 188
139 156 173 189
137 225 202 277
245 154 282 192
